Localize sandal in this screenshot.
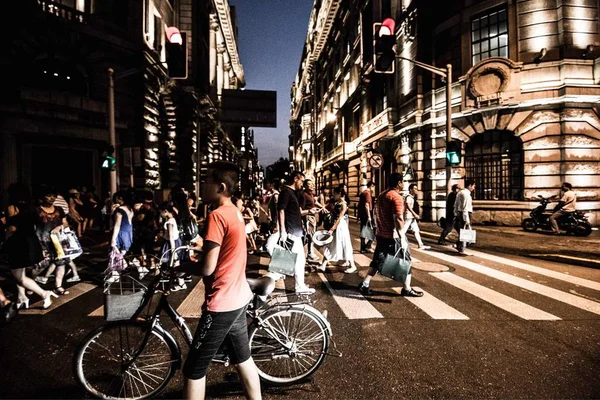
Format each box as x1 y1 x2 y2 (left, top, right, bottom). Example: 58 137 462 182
54 287 70 296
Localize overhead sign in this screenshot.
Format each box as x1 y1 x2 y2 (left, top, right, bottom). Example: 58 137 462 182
220 89 277 127
369 153 384 169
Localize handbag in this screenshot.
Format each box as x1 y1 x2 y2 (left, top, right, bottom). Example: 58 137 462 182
380 245 412 282
107 248 127 272
268 242 297 276
360 221 375 241
459 226 477 243
59 228 83 260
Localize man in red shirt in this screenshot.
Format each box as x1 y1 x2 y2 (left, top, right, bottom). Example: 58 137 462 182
182 161 261 400
357 173 423 297
358 181 375 253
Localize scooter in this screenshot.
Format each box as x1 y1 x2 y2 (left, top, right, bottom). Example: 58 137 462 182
522 195 592 236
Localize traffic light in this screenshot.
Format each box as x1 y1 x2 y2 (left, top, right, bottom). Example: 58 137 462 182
165 27 187 79
446 140 462 166
373 18 396 74
101 145 116 170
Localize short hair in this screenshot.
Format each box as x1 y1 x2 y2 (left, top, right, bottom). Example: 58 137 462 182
452 184 459 191
409 183 418 191
207 161 239 195
563 182 572 190
333 184 345 196
465 179 475 188
158 201 176 214
387 172 403 189
286 170 305 185
303 179 313 189
366 181 375 188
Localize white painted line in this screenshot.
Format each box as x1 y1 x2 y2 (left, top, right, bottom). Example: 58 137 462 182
392 286 469 320
317 272 383 319
530 253 600 266
176 280 205 318
354 253 372 268
430 273 560 320
88 305 104 317
415 249 600 316
22 283 96 315
467 249 600 292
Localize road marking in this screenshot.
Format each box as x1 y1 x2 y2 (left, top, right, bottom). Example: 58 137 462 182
22 283 96 315
467 249 600 292
354 253 372 268
392 286 469 320
88 305 104 317
415 249 600 316
530 253 600 266
317 272 383 319
176 280 205 318
429 273 560 320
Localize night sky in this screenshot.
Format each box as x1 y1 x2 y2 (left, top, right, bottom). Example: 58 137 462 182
230 0 313 168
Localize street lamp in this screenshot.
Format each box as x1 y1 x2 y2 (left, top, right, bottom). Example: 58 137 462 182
395 56 453 194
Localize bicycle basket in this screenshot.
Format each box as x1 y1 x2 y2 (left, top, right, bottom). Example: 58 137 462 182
103 274 147 322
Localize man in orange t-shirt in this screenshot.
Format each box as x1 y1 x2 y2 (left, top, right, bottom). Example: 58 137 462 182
182 161 261 400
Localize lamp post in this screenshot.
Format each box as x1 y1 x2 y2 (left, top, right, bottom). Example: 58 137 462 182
395 57 453 195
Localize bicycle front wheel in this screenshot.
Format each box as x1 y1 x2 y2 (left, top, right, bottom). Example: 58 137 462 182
249 306 329 385
74 321 178 399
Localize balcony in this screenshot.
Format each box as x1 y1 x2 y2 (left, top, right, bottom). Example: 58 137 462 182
323 142 356 165
38 0 86 23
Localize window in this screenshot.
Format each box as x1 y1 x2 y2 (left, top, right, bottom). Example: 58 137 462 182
471 7 508 64
465 131 523 201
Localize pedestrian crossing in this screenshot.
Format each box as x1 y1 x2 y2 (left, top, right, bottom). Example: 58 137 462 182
11 246 600 323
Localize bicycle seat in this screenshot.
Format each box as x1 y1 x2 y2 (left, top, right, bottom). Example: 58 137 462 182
247 276 276 297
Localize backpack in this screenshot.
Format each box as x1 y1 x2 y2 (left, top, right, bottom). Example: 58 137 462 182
405 194 420 216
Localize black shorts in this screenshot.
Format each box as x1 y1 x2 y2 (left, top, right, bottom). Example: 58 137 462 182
182 305 251 380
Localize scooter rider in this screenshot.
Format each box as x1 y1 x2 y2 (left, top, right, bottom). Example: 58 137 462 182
549 182 576 235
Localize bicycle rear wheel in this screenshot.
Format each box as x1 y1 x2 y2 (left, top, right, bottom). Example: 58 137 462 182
74 321 178 399
248 306 329 385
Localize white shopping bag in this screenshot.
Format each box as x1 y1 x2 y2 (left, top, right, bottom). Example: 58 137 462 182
459 227 477 244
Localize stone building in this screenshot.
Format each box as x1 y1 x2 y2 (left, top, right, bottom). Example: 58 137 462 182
0 0 252 201
290 0 600 225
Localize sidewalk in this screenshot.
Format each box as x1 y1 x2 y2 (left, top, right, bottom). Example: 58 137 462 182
348 219 600 269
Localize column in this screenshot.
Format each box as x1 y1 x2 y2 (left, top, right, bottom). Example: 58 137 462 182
209 15 219 86
216 44 225 96
224 65 231 90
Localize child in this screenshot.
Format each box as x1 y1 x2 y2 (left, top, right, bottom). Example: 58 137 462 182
158 203 187 290
181 161 261 400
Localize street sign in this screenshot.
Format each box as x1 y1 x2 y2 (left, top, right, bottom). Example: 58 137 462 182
369 153 383 169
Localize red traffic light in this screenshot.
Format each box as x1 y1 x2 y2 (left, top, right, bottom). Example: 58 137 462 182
379 18 395 37
165 26 183 45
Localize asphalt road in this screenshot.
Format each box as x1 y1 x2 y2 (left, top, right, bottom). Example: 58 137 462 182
0 222 599 399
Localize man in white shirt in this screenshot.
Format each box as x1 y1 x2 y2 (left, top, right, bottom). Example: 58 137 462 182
453 179 476 254
549 182 576 234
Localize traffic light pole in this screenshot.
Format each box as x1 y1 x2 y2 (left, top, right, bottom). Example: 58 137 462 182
395 57 453 194
108 68 117 197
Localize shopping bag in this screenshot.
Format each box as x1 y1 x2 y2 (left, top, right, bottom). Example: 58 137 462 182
459 227 477 244
268 243 297 276
360 222 376 241
51 228 83 260
380 245 412 282
107 248 127 272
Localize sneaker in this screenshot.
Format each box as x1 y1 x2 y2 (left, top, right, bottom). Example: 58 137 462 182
307 253 319 262
344 266 357 274
400 288 424 297
171 283 187 292
35 276 48 285
105 271 120 284
419 245 431 250
66 276 81 283
183 274 193 282
295 285 315 294
357 283 372 296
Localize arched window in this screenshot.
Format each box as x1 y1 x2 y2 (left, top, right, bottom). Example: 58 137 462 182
465 130 523 200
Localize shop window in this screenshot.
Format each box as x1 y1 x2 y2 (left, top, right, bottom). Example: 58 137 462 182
465 131 523 200
471 6 508 65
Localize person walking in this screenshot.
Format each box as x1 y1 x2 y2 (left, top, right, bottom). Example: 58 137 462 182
438 184 459 245
110 191 135 255
358 181 375 253
68 189 85 238
299 179 323 262
454 179 476 254
357 173 423 297
4 184 57 309
276 171 315 294
549 182 577 234
319 185 357 273
181 161 261 400
400 184 430 249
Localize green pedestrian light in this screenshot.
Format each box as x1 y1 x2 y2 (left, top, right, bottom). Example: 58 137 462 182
101 155 116 170
446 140 462 166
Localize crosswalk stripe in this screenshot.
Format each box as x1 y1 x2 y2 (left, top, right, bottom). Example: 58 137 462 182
21 283 96 315
466 249 600 292
416 249 600 316
353 253 372 268
88 305 103 317
392 286 469 320
430 273 560 320
177 280 205 318
316 272 383 319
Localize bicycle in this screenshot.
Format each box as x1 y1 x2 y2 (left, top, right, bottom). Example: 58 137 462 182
73 246 339 399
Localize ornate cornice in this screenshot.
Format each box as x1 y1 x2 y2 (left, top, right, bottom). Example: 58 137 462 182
213 0 245 86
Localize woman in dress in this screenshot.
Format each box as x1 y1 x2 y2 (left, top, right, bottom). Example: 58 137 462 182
109 191 134 255
318 185 357 274
5 184 57 309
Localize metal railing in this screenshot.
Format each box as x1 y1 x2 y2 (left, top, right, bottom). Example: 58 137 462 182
38 0 86 23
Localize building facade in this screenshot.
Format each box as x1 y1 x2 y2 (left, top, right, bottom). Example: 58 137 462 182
291 0 600 225
0 0 258 202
